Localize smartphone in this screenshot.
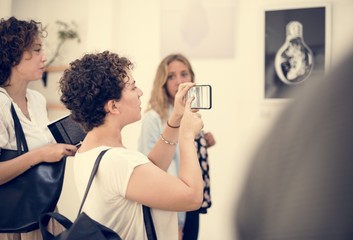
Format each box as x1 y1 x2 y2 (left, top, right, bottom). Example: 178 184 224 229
186 85 212 109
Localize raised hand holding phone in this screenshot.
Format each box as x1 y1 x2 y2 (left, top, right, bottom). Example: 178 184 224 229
180 97 204 139
186 85 212 109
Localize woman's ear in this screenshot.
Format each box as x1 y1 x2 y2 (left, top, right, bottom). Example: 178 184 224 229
105 100 121 114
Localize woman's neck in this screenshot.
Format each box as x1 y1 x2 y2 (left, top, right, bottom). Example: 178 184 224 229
4 82 31 120
4 78 28 102
79 125 125 153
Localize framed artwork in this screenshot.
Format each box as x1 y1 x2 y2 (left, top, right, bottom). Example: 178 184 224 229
161 0 235 58
264 3 331 99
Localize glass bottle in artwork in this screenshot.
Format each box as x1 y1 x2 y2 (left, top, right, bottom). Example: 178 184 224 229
274 21 314 85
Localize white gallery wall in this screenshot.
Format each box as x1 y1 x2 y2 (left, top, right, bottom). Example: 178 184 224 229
3 0 353 239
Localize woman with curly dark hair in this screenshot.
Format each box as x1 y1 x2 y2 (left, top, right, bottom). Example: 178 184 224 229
59 51 204 239
0 17 77 240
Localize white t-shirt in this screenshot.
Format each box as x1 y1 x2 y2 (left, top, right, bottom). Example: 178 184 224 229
0 88 54 150
73 146 178 240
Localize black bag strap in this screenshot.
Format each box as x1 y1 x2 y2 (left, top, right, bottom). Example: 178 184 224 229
0 89 29 155
143 205 157 240
77 148 157 240
77 149 110 216
10 103 29 154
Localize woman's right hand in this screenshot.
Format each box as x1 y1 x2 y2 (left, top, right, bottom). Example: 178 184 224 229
169 82 195 126
0 143 77 185
179 97 203 139
35 143 77 163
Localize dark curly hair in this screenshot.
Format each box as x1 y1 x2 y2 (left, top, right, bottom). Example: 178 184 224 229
0 17 46 86
60 51 134 131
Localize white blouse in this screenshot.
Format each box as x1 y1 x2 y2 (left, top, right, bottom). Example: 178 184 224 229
0 88 54 151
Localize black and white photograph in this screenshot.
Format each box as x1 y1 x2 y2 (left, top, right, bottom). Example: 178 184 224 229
264 4 330 99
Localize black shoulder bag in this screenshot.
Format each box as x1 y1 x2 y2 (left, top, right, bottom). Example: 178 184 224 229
0 103 66 233
39 149 157 240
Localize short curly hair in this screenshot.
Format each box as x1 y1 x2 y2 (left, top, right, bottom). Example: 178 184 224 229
60 51 134 131
0 17 45 86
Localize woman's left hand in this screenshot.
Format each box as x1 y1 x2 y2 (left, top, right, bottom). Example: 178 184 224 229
204 132 216 147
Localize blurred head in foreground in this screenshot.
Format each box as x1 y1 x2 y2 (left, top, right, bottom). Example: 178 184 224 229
236 49 353 240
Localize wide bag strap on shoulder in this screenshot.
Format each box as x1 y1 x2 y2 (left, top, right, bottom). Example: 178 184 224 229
10 103 29 153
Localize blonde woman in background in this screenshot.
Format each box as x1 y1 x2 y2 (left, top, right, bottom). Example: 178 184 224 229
138 53 216 240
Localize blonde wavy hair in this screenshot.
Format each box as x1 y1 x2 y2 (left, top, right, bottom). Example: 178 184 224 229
146 54 195 121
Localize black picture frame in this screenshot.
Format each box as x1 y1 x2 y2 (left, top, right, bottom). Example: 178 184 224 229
264 4 331 100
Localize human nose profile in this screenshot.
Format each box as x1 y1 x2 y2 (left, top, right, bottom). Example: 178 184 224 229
138 87 143 97
42 52 47 63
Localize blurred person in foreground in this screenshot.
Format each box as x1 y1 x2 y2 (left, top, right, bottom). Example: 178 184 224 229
236 49 353 240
